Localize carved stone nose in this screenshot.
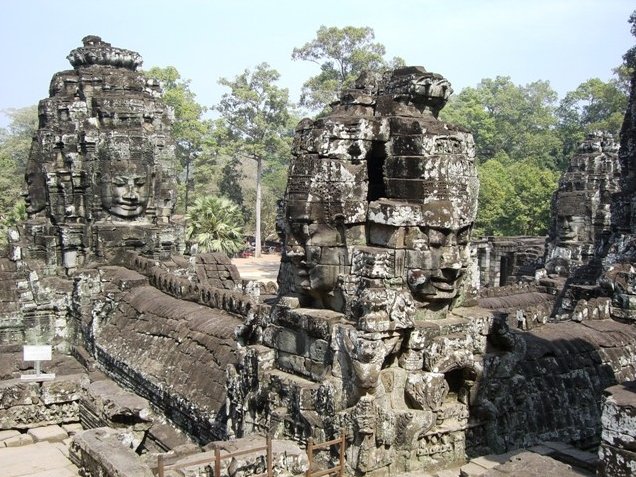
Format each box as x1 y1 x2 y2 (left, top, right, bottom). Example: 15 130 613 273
123 182 139 200
440 248 462 269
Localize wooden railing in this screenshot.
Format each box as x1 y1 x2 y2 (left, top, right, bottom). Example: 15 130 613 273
156 435 273 477
305 430 346 477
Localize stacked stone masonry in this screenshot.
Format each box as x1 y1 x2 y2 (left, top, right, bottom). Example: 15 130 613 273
0 35 636 477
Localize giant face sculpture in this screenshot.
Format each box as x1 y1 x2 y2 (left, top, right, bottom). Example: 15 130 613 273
279 67 478 314
552 191 591 245
24 158 48 215
404 220 473 304
100 160 151 219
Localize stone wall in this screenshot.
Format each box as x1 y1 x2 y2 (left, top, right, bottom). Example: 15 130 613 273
473 236 545 289
81 266 242 443
468 320 636 457
0 374 82 430
71 427 155 477
118 251 262 322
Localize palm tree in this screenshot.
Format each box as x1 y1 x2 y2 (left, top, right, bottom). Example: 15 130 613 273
185 196 244 255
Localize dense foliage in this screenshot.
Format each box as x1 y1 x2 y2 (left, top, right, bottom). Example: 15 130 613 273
292 25 404 113
0 106 36 246
185 196 244 254
441 72 627 236
213 63 295 256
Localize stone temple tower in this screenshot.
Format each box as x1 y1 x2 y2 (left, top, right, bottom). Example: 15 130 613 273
228 67 484 475
22 35 181 274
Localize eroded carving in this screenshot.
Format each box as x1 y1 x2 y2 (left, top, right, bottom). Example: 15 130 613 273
22 36 180 271
545 132 620 277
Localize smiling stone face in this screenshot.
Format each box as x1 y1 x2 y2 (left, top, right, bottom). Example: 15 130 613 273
405 224 473 303
544 132 621 276
101 163 150 219
23 159 47 215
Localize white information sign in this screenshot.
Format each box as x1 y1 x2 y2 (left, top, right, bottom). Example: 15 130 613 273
23 345 52 361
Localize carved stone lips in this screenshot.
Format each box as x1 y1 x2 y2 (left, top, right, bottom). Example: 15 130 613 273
116 203 140 210
430 279 455 292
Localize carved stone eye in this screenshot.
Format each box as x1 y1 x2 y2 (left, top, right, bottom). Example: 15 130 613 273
457 226 471 245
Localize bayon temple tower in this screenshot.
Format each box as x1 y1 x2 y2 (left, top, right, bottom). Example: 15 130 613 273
0 33 635 477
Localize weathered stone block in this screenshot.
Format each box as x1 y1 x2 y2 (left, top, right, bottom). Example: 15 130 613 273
277 352 307 376
276 328 301 355
368 223 405 248
598 444 636 477
28 424 68 443
71 427 154 477
308 339 329 363
4 432 34 447
41 374 83 405
351 247 396 279
0 429 20 442
368 200 425 226
61 422 84 436
296 308 343 340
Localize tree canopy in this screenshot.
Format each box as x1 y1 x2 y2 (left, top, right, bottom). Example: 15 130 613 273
441 76 562 168
144 66 211 212
292 25 404 112
213 63 295 256
556 77 628 160
475 154 559 236
0 106 36 237
441 70 628 236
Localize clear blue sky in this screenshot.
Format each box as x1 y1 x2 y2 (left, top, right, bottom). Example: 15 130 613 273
0 0 633 127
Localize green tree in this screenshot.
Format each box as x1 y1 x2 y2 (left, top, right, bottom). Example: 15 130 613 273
185 196 244 255
0 106 38 168
218 157 246 213
623 9 636 70
0 106 37 223
474 153 515 236
292 25 404 112
475 155 559 236
441 76 562 168
144 66 211 212
556 77 628 159
214 63 293 257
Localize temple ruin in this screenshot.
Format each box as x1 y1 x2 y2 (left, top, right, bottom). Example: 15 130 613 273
0 35 635 477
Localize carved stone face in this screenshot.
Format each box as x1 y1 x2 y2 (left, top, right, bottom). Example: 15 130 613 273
556 214 587 244
381 129 478 309
551 190 591 248
101 161 150 218
406 224 473 303
279 67 478 314
24 160 47 215
282 220 346 308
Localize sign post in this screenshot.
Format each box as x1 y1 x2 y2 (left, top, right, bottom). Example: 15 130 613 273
21 345 55 381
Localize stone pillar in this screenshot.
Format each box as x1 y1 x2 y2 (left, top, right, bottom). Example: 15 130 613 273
598 381 636 477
